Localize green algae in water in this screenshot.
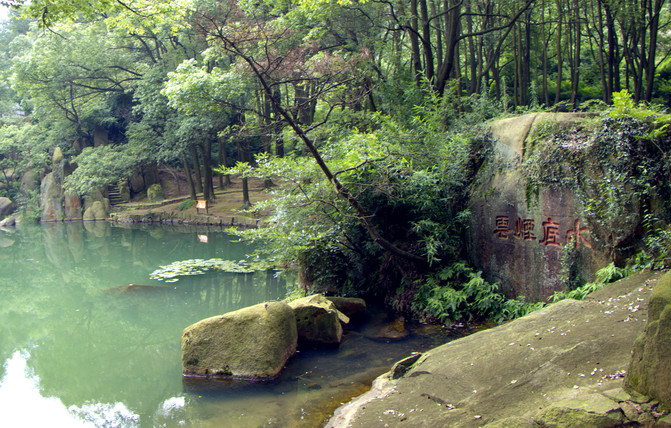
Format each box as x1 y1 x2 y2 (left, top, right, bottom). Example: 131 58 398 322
150 258 275 282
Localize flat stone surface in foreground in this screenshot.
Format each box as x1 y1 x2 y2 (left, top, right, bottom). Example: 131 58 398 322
328 271 662 427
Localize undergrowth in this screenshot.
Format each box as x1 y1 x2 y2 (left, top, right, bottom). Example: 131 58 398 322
411 262 544 325
550 262 629 303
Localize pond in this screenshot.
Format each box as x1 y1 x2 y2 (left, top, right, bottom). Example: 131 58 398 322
0 222 456 427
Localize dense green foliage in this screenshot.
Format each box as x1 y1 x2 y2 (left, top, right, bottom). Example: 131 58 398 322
1 0 671 324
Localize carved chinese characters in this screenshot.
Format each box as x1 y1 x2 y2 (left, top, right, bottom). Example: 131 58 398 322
493 214 591 249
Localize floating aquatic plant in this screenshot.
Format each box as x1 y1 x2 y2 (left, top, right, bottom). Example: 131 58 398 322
150 258 274 282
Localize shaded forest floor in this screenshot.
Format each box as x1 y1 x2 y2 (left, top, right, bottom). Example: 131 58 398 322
110 167 276 224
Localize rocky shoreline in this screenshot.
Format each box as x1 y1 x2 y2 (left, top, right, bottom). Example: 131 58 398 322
326 270 671 427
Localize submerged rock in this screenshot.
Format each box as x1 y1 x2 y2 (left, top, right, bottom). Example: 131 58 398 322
288 294 348 345
626 272 671 408
370 316 409 341
181 301 297 379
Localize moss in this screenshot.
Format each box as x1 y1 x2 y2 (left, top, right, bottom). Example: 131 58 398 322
649 272 671 321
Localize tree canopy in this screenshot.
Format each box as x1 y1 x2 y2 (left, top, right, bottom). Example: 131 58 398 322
2 0 671 319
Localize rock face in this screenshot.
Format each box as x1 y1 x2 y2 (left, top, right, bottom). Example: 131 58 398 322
40 172 64 222
468 113 653 301
64 193 82 220
626 272 671 407
181 301 297 379
0 197 15 218
52 147 64 167
83 201 107 221
146 183 164 202
288 294 348 345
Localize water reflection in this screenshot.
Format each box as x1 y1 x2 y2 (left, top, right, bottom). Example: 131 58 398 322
0 222 289 426
0 222 454 427
0 349 192 427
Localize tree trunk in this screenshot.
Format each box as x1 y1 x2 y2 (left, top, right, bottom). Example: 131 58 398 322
182 151 196 200
237 139 251 209
409 0 423 84
218 138 231 187
200 140 214 200
594 0 611 104
554 0 564 106
418 0 434 83
645 0 663 101
190 145 203 195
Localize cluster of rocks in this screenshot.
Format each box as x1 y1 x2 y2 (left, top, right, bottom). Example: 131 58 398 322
181 294 365 379
34 146 163 223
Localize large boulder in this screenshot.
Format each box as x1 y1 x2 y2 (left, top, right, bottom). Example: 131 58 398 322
467 113 648 301
40 172 63 222
181 301 297 379
63 193 82 220
83 201 107 221
626 272 671 407
288 294 348 345
0 197 15 218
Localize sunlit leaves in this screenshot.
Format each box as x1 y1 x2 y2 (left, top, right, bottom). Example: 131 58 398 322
63 145 145 196
162 59 252 115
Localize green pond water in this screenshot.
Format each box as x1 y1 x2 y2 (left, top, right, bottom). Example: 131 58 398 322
0 222 455 427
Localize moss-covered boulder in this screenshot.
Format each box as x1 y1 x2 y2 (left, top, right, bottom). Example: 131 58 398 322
288 294 348 345
83 201 107 221
0 197 15 218
181 301 297 379
146 183 164 202
40 172 63 222
118 180 131 203
52 147 64 168
626 272 671 407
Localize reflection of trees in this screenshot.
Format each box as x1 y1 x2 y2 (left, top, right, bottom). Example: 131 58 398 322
0 222 288 421
171 270 286 314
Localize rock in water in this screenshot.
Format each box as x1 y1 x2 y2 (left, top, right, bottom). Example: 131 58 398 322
289 294 349 345
626 272 671 407
327 297 366 323
181 301 297 379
